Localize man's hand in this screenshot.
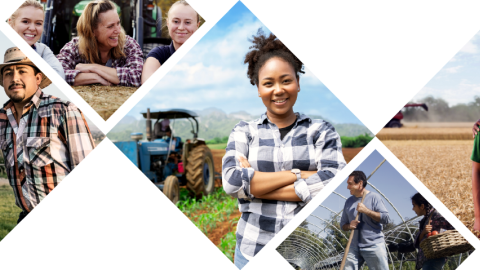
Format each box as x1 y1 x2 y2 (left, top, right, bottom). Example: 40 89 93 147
238 155 251 168
349 220 360 230
473 119 480 138
357 202 370 214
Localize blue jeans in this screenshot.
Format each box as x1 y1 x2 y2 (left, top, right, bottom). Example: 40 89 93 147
344 242 389 270
234 243 249 269
422 257 446 270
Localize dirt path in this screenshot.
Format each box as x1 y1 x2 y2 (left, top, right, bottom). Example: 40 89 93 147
0 178 7 186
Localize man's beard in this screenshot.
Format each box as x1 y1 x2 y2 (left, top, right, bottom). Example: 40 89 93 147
8 83 26 103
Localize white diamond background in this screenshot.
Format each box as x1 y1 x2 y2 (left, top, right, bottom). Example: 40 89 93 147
0 0 479 269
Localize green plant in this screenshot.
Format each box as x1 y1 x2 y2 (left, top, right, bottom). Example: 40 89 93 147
341 134 374 148
0 185 21 240
218 231 236 261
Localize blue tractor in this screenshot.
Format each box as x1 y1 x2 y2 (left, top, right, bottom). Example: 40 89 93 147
114 109 216 204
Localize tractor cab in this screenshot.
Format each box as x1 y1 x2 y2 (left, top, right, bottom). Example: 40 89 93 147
113 108 216 204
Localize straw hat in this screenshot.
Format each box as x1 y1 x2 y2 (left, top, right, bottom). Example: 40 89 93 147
0 47 51 88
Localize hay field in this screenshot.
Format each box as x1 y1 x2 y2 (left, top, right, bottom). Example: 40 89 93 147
73 85 138 120
382 140 476 233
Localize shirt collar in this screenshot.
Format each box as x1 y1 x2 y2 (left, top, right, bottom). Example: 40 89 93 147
256 112 311 125
169 41 176 54
2 87 43 110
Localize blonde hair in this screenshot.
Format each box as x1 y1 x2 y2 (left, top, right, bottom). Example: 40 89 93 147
167 0 199 23
9 0 44 26
76 0 126 64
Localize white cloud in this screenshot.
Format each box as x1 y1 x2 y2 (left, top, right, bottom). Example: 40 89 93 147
443 65 462 73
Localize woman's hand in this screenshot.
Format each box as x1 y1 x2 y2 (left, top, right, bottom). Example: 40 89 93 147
238 155 251 168
421 220 432 240
75 63 96 73
473 119 480 138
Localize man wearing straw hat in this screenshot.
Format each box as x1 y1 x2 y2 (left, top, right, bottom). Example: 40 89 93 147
340 171 391 270
0 47 95 224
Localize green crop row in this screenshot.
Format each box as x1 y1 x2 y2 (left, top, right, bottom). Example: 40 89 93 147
177 188 238 235
341 134 373 148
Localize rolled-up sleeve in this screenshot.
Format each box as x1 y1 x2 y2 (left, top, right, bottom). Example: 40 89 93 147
116 37 144 87
372 194 391 225
56 39 81 85
294 121 346 204
59 103 96 169
222 122 255 200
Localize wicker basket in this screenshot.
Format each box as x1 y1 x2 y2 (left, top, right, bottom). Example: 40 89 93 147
419 230 474 259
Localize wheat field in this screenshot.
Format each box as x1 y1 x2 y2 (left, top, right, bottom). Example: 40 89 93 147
382 140 476 234
377 128 471 140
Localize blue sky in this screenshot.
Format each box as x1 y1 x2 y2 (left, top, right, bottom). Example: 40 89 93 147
414 30 480 105
310 150 418 231
125 2 363 125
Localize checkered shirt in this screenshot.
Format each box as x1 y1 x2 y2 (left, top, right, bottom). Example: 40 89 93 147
222 113 346 258
56 36 144 87
0 88 95 212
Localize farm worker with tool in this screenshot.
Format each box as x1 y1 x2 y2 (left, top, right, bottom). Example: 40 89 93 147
388 193 454 270
8 0 65 79
0 47 95 224
222 29 346 269
141 0 200 84
56 0 144 87
340 171 391 270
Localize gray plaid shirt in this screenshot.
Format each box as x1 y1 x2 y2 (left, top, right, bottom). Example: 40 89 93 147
222 113 346 259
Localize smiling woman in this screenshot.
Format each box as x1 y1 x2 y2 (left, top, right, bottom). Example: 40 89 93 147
141 0 200 84
222 29 346 269
8 0 65 79
56 0 143 87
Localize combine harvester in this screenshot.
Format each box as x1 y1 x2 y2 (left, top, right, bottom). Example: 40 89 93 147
385 103 428 128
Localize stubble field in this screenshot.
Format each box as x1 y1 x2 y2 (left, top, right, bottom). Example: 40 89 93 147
380 122 476 234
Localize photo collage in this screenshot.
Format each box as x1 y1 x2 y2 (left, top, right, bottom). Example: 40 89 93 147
0 1 479 270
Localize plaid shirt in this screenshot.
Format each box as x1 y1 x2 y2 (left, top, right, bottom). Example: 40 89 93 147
222 113 346 258
414 209 454 269
56 36 143 87
0 88 95 212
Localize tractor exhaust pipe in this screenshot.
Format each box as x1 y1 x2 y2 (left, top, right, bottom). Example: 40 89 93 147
146 108 152 141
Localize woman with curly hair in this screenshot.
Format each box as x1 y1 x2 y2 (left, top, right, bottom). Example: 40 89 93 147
56 0 143 86
8 0 65 79
222 29 346 268
389 193 454 270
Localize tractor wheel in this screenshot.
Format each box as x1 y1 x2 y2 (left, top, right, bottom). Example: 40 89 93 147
163 175 179 204
186 145 215 198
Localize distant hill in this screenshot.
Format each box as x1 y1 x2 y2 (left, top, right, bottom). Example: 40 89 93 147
107 108 372 141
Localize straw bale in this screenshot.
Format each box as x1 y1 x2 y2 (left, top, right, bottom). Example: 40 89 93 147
73 85 138 120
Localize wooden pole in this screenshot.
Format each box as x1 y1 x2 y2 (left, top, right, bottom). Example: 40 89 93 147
339 159 386 270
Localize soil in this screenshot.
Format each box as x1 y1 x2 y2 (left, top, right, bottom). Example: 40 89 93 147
342 147 363 163
208 210 241 246
73 85 138 120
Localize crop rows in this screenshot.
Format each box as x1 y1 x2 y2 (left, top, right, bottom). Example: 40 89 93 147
377 128 471 140
177 187 239 261
382 140 475 233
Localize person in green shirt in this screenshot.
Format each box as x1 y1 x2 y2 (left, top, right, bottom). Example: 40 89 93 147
471 120 480 231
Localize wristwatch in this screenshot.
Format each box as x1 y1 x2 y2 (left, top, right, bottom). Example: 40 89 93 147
291 169 301 180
